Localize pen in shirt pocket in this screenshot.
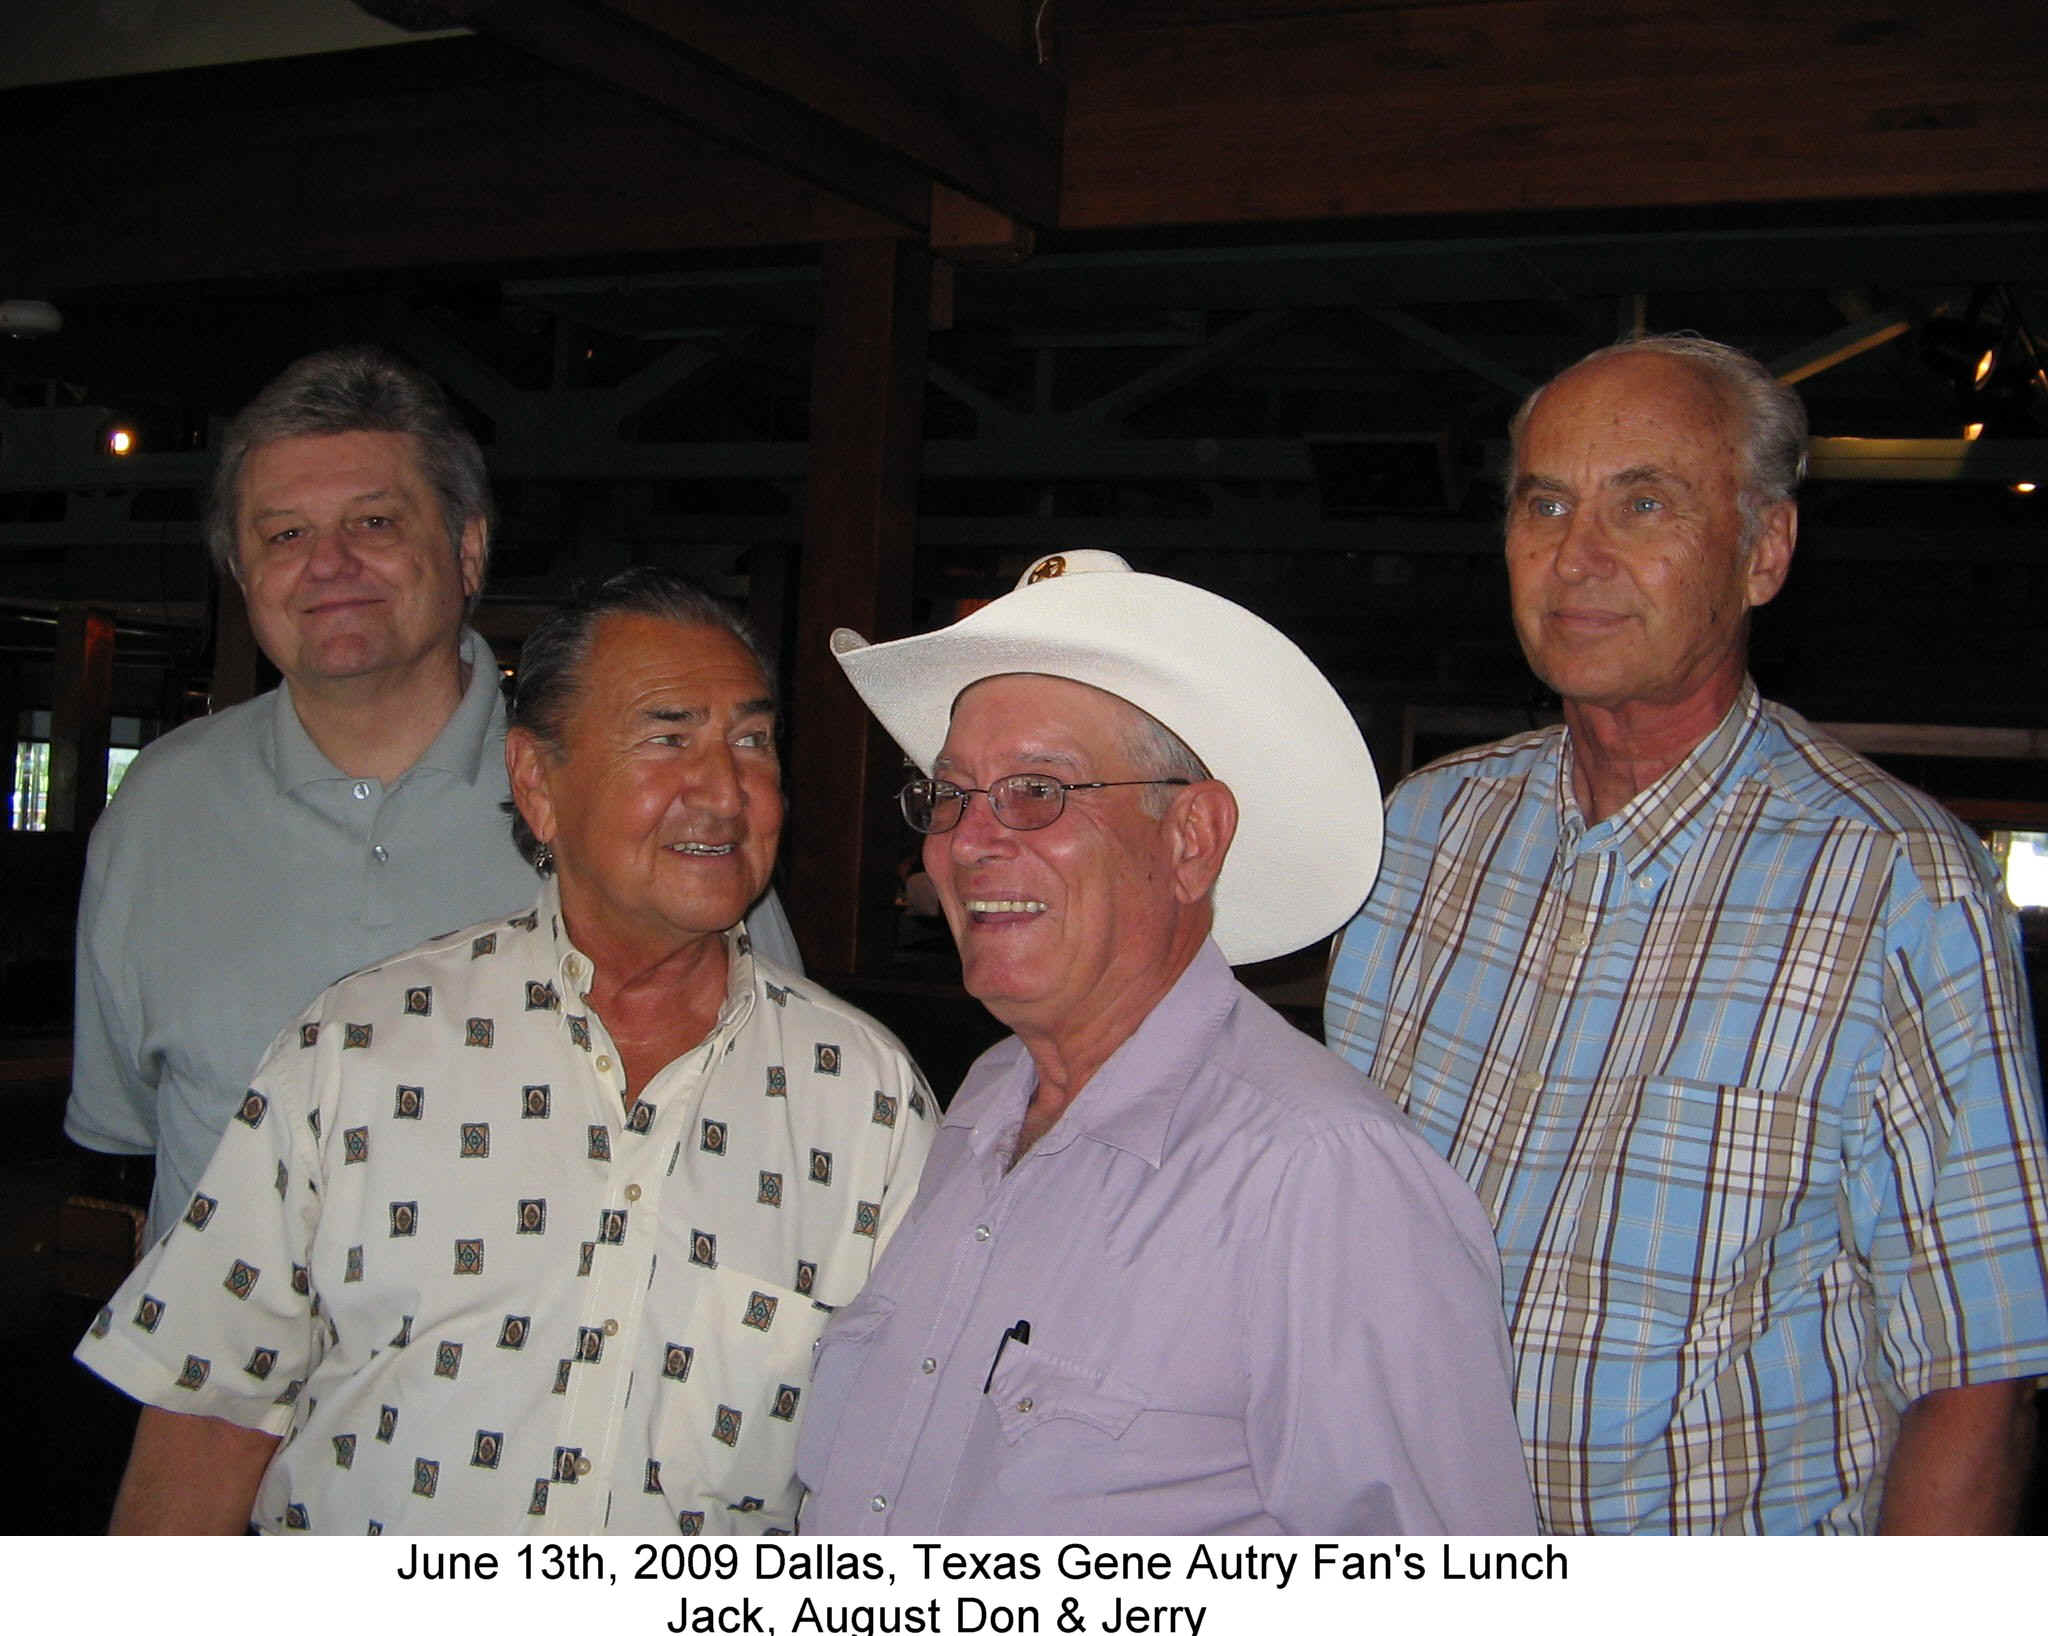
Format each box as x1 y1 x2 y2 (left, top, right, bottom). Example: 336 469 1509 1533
983 1318 1031 1393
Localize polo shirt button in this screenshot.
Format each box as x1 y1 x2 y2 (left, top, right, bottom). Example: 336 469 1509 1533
1558 929 1587 953
920 1357 936 1374
973 1224 991 1242
352 781 371 800
624 1183 642 1202
371 845 389 864
1017 1398 1034 1413
575 1456 593 1476
1515 1070 1541 1093
596 1054 613 1073
604 1319 619 1336
870 1495 888 1513
566 956 584 980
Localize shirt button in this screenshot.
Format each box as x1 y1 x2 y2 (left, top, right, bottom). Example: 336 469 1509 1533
566 956 584 980
603 1318 619 1336
1558 929 1587 953
1017 1397 1034 1414
370 845 389 864
973 1224 991 1242
920 1357 937 1374
869 1495 888 1513
1515 1070 1541 1093
575 1456 593 1476
596 1054 613 1074
624 1183 642 1203
352 781 371 800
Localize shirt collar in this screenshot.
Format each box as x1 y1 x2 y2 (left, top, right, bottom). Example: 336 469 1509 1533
538 874 759 1042
1555 676 1767 886
269 627 502 794
945 938 1240 1170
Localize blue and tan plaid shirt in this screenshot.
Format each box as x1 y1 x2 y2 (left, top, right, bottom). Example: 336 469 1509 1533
1326 680 2048 1533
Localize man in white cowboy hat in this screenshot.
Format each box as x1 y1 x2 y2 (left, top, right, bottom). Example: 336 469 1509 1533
796 550 1534 1534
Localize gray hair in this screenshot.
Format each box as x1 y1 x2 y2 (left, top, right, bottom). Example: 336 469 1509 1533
507 566 775 869
1507 333 1809 548
1119 704 1211 818
207 345 494 586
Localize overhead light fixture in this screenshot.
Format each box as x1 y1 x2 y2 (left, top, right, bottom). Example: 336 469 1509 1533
106 426 137 456
2015 481 2038 495
1964 423 1985 441
1920 290 2005 403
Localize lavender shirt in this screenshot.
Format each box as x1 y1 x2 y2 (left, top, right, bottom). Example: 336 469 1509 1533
797 940 1534 1534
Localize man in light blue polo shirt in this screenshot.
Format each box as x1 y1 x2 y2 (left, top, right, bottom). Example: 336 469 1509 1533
67 346 800 1247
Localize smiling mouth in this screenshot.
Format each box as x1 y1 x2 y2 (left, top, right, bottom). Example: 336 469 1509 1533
964 899 1047 915
301 596 384 616
667 841 736 856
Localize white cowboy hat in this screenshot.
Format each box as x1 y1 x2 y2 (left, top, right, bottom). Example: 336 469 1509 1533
829 550 1381 964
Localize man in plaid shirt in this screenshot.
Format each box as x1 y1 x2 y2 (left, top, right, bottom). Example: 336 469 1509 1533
1326 335 2048 1532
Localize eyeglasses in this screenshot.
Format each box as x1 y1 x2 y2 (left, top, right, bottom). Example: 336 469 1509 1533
898 774 1191 835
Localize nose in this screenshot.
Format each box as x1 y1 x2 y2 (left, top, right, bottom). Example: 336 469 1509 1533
942 784 1015 859
304 522 362 579
1551 507 1612 584
685 740 746 820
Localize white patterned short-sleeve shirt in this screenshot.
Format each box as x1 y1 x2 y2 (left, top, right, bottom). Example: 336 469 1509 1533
77 882 935 1535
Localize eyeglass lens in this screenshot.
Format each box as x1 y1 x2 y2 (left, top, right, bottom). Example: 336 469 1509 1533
901 775 1066 834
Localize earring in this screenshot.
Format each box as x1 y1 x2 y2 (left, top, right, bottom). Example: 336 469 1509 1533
533 841 554 876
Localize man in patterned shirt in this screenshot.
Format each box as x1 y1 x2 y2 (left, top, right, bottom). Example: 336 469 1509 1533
77 569 934 1533
1325 335 2048 1532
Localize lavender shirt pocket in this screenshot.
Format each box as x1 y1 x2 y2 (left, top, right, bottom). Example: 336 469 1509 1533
987 1345 1147 1445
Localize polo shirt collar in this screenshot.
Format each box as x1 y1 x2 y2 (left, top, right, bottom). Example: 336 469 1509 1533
1554 676 1768 887
269 627 502 794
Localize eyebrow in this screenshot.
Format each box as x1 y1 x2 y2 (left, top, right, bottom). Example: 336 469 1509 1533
932 745 1086 778
247 488 403 523
639 697 777 726
1607 464 1692 492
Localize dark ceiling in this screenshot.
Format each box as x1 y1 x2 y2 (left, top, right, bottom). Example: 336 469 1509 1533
2 5 2043 803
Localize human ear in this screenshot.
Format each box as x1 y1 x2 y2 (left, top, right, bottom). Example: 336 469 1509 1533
1744 501 1797 609
505 728 558 849
457 517 489 601
1167 781 1238 906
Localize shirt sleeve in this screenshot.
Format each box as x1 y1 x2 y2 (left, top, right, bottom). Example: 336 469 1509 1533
869 1049 937 1260
1323 773 1441 1074
73 1008 329 1435
64 814 157 1158
1851 871 2048 1405
1243 1119 1537 1534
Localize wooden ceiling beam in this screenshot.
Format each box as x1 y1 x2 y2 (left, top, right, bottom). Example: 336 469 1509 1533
1058 1 2048 228
0 40 896 292
361 0 1063 230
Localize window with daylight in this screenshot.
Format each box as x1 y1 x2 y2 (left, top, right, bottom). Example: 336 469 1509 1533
9 711 145 830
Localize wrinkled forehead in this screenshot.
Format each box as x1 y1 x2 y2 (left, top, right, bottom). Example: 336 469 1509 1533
936 673 1146 767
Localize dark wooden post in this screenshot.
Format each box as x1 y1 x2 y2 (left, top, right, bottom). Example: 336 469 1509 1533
47 608 115 833
210 574 263 711
0 659 21 830
787 238 930 977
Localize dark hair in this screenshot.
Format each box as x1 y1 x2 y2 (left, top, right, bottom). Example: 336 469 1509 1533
507 566 776 869
1507 333 1809 548
207 345 493 587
